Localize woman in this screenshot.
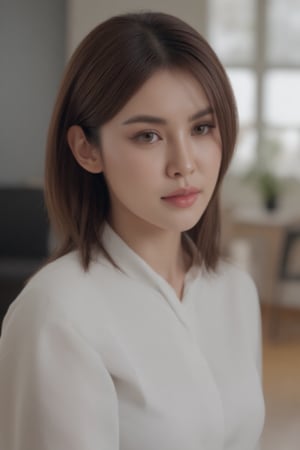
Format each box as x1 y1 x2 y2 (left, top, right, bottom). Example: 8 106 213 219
0 11 265 450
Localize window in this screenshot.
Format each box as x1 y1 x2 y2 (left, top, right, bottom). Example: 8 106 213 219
227 69 257 172
266 0 300 65
208 0 256 65
207 0 300 178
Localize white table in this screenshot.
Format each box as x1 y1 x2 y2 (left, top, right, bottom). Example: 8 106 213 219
232 208 300 304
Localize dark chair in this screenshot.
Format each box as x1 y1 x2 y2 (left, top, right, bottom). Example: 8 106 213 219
279 228 300 281
270 226 300 338
0 186 49 330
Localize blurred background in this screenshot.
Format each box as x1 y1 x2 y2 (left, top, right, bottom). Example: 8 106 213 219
0 1 299 449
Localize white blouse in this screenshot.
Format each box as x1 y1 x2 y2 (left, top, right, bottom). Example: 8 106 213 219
0 224 265 450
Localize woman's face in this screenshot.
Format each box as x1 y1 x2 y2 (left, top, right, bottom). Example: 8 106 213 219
99 69 222 234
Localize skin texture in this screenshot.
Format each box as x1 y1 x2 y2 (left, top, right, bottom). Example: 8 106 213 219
68 69 222 298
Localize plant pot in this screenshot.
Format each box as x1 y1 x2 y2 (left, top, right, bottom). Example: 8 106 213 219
264 194 278 211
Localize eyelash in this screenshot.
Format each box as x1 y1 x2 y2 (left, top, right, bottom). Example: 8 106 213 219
131 123 216 144
192 123 215 136
132 131 160 143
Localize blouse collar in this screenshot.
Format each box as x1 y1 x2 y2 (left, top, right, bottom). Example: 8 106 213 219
100 222 202 306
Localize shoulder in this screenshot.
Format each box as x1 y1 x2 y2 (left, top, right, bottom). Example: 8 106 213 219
192 260 263 376
1 251 117 339
214 260 263 371
198 259 260 325
219 259 259 310
201 259 258 296
14 251 109 304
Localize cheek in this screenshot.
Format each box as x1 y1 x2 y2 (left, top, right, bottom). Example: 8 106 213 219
208 129 222 171
198 142 222 176
102 147 160 192
200 148 222 198
214 150 222 175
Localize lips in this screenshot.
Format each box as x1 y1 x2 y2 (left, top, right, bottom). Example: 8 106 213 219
161 187 200 199
161 186 201 208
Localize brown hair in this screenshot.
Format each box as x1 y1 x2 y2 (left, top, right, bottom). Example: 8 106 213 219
45 11 238 271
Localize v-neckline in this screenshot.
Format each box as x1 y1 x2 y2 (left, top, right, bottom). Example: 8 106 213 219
100 223 202 305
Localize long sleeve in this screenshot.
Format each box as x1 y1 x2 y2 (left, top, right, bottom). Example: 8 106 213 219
0 304 119 450
253 283 265 450
249 277 263 380
0 244 265 450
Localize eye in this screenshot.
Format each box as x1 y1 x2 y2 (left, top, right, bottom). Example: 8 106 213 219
193 124 214 136
133 131 160 143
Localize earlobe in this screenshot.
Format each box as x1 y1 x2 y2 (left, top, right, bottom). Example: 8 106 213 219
67 125 103 174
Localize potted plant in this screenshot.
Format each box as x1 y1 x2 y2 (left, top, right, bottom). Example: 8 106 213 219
256 171 280 211
244 137 282 211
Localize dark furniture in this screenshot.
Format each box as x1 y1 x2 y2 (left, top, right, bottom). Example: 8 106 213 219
270 226 300 337
0 186 49 330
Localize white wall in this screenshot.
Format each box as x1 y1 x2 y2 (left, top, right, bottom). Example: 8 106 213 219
0 0 206 186
66 0 207 57
0 0 66 185
66 1 300 309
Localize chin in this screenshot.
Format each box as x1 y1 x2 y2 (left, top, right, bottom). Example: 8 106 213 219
180 220 201 233
164 214 203 233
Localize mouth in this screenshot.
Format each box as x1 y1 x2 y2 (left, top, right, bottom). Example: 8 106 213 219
161 187 201 208
161 186 201 199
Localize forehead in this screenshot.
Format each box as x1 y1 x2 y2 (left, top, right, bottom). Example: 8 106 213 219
112 69 211 121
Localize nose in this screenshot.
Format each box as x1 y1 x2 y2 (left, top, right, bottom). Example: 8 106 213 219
166 137 195 178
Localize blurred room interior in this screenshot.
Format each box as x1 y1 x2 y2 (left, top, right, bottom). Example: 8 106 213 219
0 1 299 449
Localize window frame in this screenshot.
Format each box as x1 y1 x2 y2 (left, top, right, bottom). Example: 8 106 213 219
206 0 300 176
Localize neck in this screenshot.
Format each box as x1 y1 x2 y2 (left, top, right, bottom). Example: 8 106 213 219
107 216 191 299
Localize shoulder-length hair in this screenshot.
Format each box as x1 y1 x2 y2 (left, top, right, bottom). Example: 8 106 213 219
45 11 238 271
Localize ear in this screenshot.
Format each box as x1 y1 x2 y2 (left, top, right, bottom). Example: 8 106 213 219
67 125 103 174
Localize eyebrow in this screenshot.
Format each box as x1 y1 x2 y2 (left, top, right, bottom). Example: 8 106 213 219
122 106 214 125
